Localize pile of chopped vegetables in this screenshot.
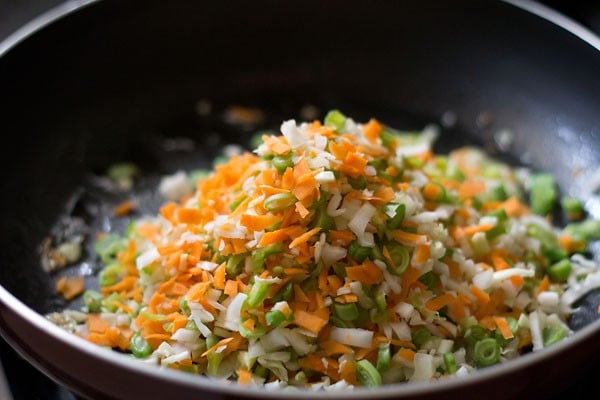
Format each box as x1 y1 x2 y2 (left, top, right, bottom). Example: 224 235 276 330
53 110 600 389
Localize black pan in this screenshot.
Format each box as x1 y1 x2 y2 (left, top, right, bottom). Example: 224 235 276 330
0 0 599 399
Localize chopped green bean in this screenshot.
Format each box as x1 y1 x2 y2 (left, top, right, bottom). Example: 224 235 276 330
529 173 557 216
83 290 103 313
548 259 571 282
473 338 500 367
264 193 297 211
386 203 406 230
130 332 153 358
324 110 347 132
247 281 270 307
543 325 568 347
334 302 359 321
376 343 391 372
443 352 457 374
356 359 382 387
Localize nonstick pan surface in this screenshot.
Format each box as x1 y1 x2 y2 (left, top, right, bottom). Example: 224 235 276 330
0 1 599 399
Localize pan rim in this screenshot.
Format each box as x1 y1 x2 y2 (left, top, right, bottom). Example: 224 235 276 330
0 0 599 398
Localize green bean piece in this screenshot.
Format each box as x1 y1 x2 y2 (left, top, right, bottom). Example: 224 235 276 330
247 281 270 308
333 302 359 321
467 324 490 342
349 175 368 190
386 203 406 230
356 359 382 387
418 271 438 289
473 338 501 367
83 290 103 313
489 184 508 201
94 234 125 264
101 292 122 313
348 240 371 263
179 297 191 316
272 153 294 175
529 173 557 216
207 352 224 376
543 325 568 347
385 243 410 275
313 207 335 231
412 328 432 348
547 259 572 282
264 193 297 211
485 209 508 239
376 343 391 372
544 247 568 262
526 223 557 249
443 352 457 374
266 310 287 328
130 332 153 358
561 196 584 220
379 129 397 149
272 280 293 302
324 110 347 132
226 253 246 277
565 219 600 243
251 243 284 274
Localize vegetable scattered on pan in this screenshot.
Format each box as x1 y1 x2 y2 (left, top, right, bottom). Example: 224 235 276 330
50 110 600 388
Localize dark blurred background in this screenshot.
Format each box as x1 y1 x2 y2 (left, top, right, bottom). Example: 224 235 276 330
0 0 599 399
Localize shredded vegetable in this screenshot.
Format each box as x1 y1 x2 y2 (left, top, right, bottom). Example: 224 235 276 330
51 110 600 389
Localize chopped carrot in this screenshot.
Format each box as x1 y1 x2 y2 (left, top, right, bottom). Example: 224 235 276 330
345 260 384 285
55 276 85 300
470 285 491 304
494 316 514 340
397 348 415 362
177 208 203 224
289 227 321 249
294 310 328 334
114 199 137 216
363 118 382 143
391 230 428 246
536 276 550 295
425 293 456 312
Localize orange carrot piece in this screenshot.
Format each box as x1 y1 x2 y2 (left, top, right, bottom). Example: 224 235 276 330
289 227 321 249
240 214 281 232
177 208 203 224
293 309 328 334
224 279 239 296
345 260 384 285
397 348 415 362
321 341 354 356
87 314 110 333
363 118 382 143
413 244 431 264
114 199 137 216
459 180 486 200
536 275 550 295
55 276 85 300
391 230 428 246
509 274 525 288
425 293 456 312
470 285 491 304
213 262 226 290
494 316 514 340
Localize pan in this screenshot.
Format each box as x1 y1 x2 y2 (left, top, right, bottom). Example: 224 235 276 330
0 0 599 399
